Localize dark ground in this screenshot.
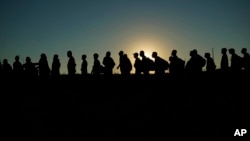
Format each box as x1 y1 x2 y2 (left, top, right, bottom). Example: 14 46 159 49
2 71 249 140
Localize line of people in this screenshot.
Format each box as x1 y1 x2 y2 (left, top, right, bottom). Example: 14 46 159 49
0 48 249 78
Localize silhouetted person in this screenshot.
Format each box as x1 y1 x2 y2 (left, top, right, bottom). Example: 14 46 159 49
169 50 185 75
140 50 153 75
185 50 195 74
229 48 242 73
152 52 169 75
204 52 216 73
38 53 51 77
133 52 142 75
81 54 88 76
67 50 76 76
122 54 132 76
117 51 125 75
220 48 229 72
102 51 115 76
2 59 12 76
13 55 23 77
185 49 206 75
23 57 38 77
51 54 61 77
91 53 102 75
241 48 250 72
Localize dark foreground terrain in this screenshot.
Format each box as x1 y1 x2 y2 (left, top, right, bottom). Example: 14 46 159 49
2 71 249 140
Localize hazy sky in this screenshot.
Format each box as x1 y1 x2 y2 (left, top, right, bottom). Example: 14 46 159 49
1 0 249 74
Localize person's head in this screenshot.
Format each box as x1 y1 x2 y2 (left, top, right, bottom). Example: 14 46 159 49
133 52 138 58
93 53 99 59
26 57 31 63
152 52 158 58
229 48 235 54
119 51 124 56
192 49 198 56
241 48 247 54
221 48 227 54
204 52 210 58
124 54 128 58
171 50 177 56
169 56 173 62
82 54 87 60
41 53 47 59
189 50 194 57
67 50 72 57
15 55 20 61
139 50 145 57
106 51 111 57
53 54 59 60
3 59 8 64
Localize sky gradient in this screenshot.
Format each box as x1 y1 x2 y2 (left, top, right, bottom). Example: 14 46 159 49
1 0 250 74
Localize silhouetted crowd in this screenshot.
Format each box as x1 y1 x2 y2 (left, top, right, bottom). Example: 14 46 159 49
0 48 249 79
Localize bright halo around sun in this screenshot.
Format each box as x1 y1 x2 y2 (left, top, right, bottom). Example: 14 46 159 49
136 42 155 59
129 40 166 59
124 37 171 74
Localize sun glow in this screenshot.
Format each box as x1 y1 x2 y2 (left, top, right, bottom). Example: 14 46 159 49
127 39 169 60
120 34 172 74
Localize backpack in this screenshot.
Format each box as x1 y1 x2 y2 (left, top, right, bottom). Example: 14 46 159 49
159 58 169 70
145 58 155 71
178 58 185 70
199 56 206 67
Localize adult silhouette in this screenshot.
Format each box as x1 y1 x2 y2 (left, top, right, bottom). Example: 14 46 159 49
2 59 12 76
38 53 51 77
185 49 206 75
81 54 88 76
91 53 102 75
117 51 125 75
102 51 115 76
67 50 76 76
169 50 185 75
117 51 132 76
13 55 23 77
204 52 216 73
117 51 132 75
51 54 61 77
122 54 132 76
185 50 194 74
23 57 38 77
139 50 153 75
133 52 142 75
152 52 169 75
241 48 250 72
228 48 242 73
220 48 229 72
